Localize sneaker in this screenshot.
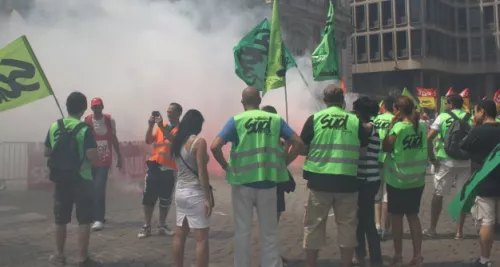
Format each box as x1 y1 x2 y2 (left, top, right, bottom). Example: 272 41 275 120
91 221 104 231
137 225 151 239
157 225 174 236
471 258 492 267
78 258 102 267
422 228 438 237
49 254 66 265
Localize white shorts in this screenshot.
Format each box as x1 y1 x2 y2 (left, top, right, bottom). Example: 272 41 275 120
175 188 210 229
471 196 500 226
375 165 388 203
433 164 470 196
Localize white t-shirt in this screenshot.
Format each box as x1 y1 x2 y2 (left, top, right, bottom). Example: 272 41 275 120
430 109 469 168
91 116 116 136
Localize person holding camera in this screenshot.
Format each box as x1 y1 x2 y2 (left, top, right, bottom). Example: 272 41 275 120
137 103 183 239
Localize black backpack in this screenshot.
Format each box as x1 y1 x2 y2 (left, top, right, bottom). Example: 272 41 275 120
47 119 87 183
443 111 472 160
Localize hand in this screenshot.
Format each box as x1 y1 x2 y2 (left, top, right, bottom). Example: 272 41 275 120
205 198 213 217
116 157 123 169
155 115 164 127
148 116 155 127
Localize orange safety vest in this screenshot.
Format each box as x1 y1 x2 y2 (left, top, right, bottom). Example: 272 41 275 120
148 123 178 170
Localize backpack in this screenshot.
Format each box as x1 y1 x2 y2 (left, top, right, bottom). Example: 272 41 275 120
443 111 472 160
47 119 87 184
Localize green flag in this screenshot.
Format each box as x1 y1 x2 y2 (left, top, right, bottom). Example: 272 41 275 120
447 143 500 221
311 0 340 81
401 87 421 112
233 18 296 92
0 35 53 112
439 96 447 113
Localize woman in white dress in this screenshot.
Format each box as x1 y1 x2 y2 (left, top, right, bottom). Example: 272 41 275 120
171 109 213 267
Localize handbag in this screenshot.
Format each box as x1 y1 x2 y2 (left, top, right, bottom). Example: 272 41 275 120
178 153 215 208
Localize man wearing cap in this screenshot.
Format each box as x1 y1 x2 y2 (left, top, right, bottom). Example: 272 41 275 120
84 97 122 231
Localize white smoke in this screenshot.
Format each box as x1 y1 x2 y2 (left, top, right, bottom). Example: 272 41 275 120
0 0 329 142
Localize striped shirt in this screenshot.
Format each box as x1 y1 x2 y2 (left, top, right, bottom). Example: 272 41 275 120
357 123 381 182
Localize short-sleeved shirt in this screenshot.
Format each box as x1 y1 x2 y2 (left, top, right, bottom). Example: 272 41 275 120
300 114 369 193
89 116 116 136
460 123 500 197
217 115 296 189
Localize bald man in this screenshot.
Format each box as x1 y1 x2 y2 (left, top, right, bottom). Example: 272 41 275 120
211 87 304 267
300 86 368 267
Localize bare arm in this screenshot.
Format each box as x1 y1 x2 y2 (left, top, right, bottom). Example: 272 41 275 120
110 120 122 163
86 148 99 164
145 125 155 144
285 134 305 165
382 134 397 153
157 124 175 142
210 137 228 170
195 138 211 203
427 129 439 161
44 147 52 157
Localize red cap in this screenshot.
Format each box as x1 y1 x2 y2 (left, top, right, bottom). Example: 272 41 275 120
90 97 103 107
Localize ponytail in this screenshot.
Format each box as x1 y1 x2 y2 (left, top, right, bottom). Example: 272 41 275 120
411 110 420 132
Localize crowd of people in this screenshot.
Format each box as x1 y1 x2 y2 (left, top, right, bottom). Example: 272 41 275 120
43 85 500 267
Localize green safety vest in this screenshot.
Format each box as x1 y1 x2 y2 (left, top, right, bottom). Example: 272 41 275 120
303 106 361 176
373 112 394 163
226 110 288 185
384 122 428 189
435 109 472 159
48 117 92 180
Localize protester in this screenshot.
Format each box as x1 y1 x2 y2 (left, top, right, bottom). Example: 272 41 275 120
84 97 122 231
382 96 427 267
373 95 395 239
424 94 472 239
261 104 297 267
300 86 368 267
210 87 304 267
138 103 183 238
171 109 212 267
45 91 100 267
460 100 500 267
352 96 383 266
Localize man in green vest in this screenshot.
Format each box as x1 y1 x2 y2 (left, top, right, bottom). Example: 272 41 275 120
44 92 100 267
424 93 472 239
210 87 304 267
373 95 395 238
300 86 368 267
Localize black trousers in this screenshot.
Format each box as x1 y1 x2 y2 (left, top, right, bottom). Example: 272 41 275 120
355 180 382 264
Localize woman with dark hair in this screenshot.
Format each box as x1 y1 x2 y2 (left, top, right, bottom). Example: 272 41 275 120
261 105 296 267
352 96 383 266
171 109 212 267
383 96 427 267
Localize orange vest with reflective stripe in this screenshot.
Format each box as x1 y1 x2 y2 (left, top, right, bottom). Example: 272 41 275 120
148 124 178 170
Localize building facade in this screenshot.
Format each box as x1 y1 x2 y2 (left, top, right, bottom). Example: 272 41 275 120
350 0 500 99
279 0 354 90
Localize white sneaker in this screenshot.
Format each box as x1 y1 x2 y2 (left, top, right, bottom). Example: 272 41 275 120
91 221 104 231
157 225 174 236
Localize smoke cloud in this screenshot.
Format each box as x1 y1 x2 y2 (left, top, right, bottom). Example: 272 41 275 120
0 0 330 143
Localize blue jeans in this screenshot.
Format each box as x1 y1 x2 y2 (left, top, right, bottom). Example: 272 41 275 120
92 166 110 222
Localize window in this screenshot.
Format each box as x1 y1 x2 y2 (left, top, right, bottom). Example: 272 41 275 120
469 7 480 32
446 35 458 62
351 36 355 63
483 6 495 31
458 38 468 62
425 30 435 57
356 5 367 32
425 0 436 26
383 32 394 60
395 0 407 26
409 0 421 24
458 8 467 31
498 5 500 29
449 6 456 31
356 36 368 63
382 0 393 28
411 30 422 57
470 37 481 61
396 31 408 59
369 34 381 61
368 3 379 29
484 36 497 61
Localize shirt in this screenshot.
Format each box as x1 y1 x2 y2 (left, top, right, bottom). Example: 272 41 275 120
357 123 380 182
217 115 296 188
430 109 470 168
90 116 116 136
300 114 369 193
44 126 97 157
460 123 500 197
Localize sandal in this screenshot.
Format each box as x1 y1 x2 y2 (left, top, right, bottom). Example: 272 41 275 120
408 256 424 267
390 256 403 267
49 254 66 266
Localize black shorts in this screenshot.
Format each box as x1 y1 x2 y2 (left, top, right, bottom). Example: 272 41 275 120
53 178 94 225
142 161 176 208
386 184 424 215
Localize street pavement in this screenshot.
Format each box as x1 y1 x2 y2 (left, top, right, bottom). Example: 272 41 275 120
0 172 499 267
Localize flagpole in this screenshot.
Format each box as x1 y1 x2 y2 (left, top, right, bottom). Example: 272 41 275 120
52 95 65 118
284 84 289 123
